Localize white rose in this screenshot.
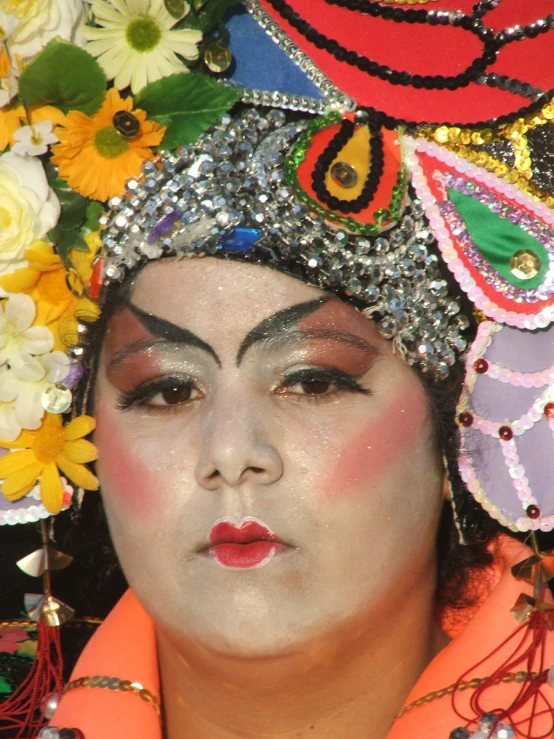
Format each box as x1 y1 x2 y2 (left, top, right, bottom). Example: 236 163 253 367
4 0 86 62
0 152 60 279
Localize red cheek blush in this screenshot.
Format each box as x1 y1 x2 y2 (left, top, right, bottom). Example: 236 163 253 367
95 402 161 518
322 388 428 499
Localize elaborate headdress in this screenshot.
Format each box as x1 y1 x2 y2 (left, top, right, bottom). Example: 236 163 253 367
2 1 554 738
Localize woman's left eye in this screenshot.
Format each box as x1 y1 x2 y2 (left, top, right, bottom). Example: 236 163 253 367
277 368 369 398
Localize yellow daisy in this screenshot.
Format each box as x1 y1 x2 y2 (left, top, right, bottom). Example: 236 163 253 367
0 239 101 350
0 413 99 514
51 87 166 201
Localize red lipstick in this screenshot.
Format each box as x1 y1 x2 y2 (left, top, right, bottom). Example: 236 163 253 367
206 518 283 569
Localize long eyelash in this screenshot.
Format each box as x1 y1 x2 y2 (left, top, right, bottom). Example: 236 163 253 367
281 367 371 394
116 376 195 411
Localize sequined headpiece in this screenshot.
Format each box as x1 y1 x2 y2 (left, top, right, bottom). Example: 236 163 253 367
101 108 468 378
3 2 554 737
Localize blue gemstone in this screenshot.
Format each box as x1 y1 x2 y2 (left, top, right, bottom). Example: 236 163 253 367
149 210 182 243
220 227 262 253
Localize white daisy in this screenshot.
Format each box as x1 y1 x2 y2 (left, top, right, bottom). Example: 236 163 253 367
81 0 203 93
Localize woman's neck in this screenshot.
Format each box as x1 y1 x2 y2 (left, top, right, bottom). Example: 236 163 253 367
157 579 448 739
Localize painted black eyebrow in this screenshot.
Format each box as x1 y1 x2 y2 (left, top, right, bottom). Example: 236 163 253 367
236 298 330 366
108 303 222 369
253 327 378 359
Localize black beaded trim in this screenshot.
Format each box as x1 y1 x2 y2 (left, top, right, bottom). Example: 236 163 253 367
480 73 543 101
266 0 499 91
472 0 501 21
496 15 554 46
310 119 384 214
355 87 554 133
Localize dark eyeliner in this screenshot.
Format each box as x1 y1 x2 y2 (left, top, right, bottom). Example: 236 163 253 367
116 376 195 410
281 367 371 394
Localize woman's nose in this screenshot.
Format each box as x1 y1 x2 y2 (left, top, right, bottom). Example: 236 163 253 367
195 390 284 491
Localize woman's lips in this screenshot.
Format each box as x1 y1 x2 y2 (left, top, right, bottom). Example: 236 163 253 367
204 518 285 569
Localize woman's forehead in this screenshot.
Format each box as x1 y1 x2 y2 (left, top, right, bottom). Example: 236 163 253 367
127 257 380 345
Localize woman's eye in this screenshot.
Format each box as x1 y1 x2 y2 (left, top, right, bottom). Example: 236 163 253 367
295 379 333 395
278 369 368 398
149 384 198 406
117 378 201 410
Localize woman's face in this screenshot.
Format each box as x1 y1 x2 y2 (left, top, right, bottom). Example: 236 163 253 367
95 258 445 657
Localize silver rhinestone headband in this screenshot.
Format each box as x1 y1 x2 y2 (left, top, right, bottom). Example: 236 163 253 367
100 107 468 378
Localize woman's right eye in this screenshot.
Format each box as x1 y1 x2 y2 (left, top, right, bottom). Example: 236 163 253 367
117 378 201 411
147 384 199 407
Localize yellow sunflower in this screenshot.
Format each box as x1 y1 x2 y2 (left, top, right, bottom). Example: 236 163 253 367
51 87 166 201
0 103 66 151
0 413 99 514
0 237 101 350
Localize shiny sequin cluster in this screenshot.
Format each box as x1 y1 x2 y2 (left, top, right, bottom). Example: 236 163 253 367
458 321 554 533
100 108 467 378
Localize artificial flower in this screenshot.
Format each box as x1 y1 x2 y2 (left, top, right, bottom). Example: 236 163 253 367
0 33 20 107
12 119 58 156
1 0 86 63
51 87 166 201
0 151 60 278
0 350 69 441
0 102 66 152
0 239 101 350
0 293 54 368
0 627 36 656
82 0 202 93
0 412 98 514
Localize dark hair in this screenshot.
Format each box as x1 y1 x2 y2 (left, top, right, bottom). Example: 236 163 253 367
41 262 509 621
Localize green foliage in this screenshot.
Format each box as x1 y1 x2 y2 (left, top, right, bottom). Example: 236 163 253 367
135 73 241 149
19 40 106 115
46 165 92 261
180 0 241 33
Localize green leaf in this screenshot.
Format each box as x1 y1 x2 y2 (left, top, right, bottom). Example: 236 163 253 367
178 0 240 33
19 40 107 115
46 168 91 261
135 73 241 150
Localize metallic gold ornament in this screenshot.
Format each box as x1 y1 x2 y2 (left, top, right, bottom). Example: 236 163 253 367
510 249 541 280
24 593 75 626
511 550 554 585
113 110 140 139
41 383 73 414
330 161 359 189
511 593 554 628
17 546 73 577
204 40 232 74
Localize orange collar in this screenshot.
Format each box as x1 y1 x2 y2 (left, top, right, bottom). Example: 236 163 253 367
52 537 554 738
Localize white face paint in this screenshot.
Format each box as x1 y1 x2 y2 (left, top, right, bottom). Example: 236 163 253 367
95 257 444 658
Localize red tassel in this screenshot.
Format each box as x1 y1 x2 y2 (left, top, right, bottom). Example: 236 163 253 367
452 610 554 738
0 622 64 737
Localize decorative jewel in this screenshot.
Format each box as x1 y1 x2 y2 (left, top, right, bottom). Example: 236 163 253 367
499 425 513 441
458 412 474 427
204 39 233 73
510 249 541 280
42 691 60 720
473 359 488 374
330 161 358 189
546 402 554 418
40 383 73 414
527 504 541 519
112 110 140 139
